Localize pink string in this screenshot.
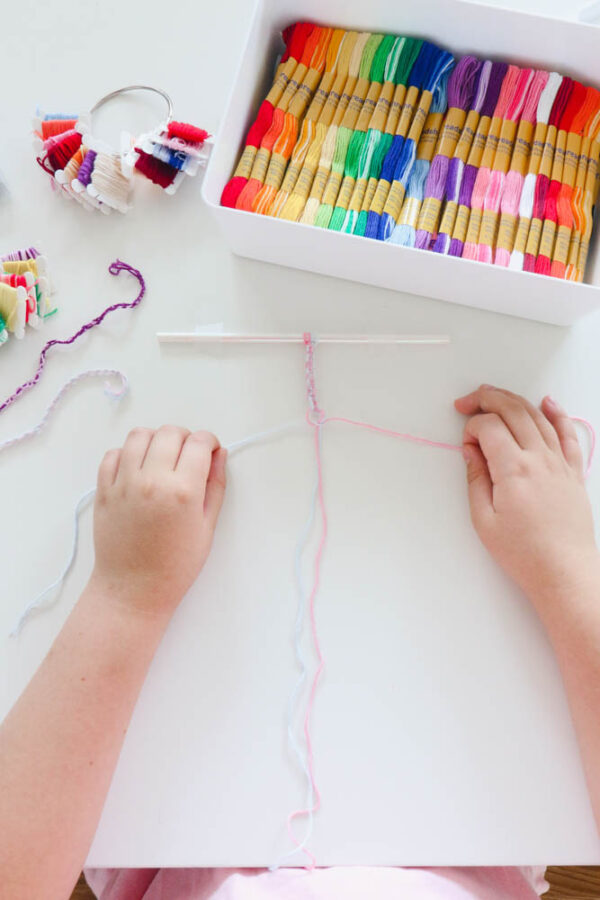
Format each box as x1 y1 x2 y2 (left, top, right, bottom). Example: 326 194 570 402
285 335 596 870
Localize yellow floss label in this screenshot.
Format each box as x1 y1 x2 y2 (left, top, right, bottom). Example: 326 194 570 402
452 204 471 243
369 179 390 216
336 175 356 209
361 176 378 212
252 147 271 183
538 220 557 259
348 178 367 212
454 109 480 165
235 145 257 179
479 209 498 248
418 197 442 234
383 180 407 222
525 218 543 256
568 231 582 268
439 200 459 237
309 166 330 200
465 207 483 245
512 218 530 255
496 214 518 253
297 165 318 197
436 107 467 159
554 225 572 265
322 170 343 206
419 112 444 161
265 154 288 188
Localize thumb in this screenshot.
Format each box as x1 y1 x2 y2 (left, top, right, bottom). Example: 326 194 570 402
463 442 494 529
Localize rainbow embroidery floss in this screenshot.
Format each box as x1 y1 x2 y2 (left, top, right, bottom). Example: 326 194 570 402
566 106 600 280
269 29 346 218
236 27 329 212
375 43 455 241
35 86 209 213
521 77 574 271
276 31 358 222
388 68 451 247
299 32 369 226
221 24 312 208
363 40 445 240
314 33 385 228
412 56 482 251
252 28 334 214
223 20 600 282
327 34 397 231
432 60 493 254
0 248 55 345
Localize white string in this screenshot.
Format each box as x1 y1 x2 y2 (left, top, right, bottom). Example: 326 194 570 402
10 488 96 636
0 369 128 454
10 421 308 637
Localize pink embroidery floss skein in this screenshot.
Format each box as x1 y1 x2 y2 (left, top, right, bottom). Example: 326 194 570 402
461 65 521 260
508 73 564 270
522 77 574 272
412 55 482 251
474 66 535 264
486 69 550 266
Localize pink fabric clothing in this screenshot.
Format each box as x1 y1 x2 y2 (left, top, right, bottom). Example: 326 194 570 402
85 866 549 899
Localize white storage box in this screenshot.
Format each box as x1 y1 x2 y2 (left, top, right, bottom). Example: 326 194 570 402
202 0 600 325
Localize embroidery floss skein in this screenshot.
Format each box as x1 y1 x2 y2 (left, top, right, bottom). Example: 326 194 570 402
447 62 509 257
388 69 451 247
566 108 600 280
0 261 144 415
412 55 482 250
237 27 330 212
521 77 574 272
508 73 564 270
314 33 385 228
269 28 347 218
550 87 600 279
350 36 423 237
574 136 600 281
533 82 587 276
276 31 358 221
475 67 538 264
431 60 492 255
221 24 312 207
461 65 523 260
327 34 398 231
340 35 407 234
298 32 370 226
252 28 334 214
375 43 455 241
364 41 448 240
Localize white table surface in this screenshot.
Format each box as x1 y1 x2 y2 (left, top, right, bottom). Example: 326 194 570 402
2 0 600 868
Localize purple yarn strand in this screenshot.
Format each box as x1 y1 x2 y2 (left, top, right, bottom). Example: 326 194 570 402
0 260 145 415
77 150 97 186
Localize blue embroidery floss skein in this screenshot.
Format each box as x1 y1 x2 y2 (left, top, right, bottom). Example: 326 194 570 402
388 68 451 247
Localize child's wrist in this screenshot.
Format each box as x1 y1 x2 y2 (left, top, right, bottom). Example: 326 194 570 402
525 549 600 631
84 571 181 633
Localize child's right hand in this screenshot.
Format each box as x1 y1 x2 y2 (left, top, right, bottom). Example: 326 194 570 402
92 426 227 623
455 386 598 606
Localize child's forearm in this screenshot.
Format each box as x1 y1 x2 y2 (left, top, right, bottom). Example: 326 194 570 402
0 576 171 900
527 554 600 830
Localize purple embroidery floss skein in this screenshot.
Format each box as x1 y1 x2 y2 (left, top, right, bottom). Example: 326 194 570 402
412 55 482 251
448 62 509 257
431 59 491 254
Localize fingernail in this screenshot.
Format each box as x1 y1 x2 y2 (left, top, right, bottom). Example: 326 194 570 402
545 395 557 410
481 383 495 390
462 446 472 463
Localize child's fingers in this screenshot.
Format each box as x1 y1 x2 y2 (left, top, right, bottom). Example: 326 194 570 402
117 427 155 480
176 431 220 492
143 425 191 473
463 413 520 481
456 386 547 451
97 449 121 493
541 396 584 475
203 448 227 531
463 442 494 525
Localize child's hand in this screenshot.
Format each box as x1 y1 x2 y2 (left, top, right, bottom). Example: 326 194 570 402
92 426 227 620
455 386 597 604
